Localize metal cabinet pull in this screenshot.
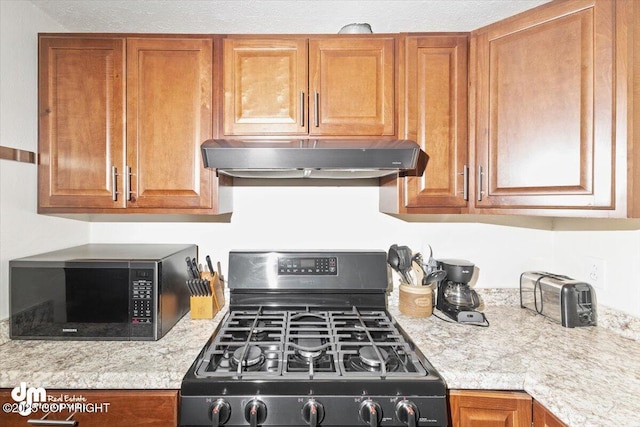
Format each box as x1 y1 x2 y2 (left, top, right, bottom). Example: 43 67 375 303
125 165 135 202
300 91 305 127
313 92 319 127
462 165 469 201
477 165 484 202
111 166 118 201
27 411 77 426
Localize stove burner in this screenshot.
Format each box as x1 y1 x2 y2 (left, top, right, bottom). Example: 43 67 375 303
359 346 388 367
291 312 327 322
232 345 264 367
297 340 324 359
251 330 267 341
352 324 367 341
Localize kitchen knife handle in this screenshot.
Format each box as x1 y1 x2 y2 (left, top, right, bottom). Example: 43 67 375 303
206 255 215 275
111 166 118 201
477 165 484 202
186 257 198 279
313 92 319 127
300 91 305 127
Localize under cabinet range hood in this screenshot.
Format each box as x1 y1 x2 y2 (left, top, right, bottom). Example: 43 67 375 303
201 139 425 179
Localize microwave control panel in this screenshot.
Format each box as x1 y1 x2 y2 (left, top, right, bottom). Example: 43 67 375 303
131 269 154 324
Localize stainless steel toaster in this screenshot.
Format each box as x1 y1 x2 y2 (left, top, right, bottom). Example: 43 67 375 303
520 271 597 327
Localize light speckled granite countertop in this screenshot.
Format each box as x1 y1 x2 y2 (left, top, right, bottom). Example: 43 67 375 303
1 289 639 427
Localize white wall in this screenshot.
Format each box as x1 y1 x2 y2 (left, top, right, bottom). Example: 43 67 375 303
0 0 89 319
552 221 640 317
90 184 554 290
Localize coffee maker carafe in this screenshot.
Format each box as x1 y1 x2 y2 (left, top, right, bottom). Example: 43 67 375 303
436 259 488 326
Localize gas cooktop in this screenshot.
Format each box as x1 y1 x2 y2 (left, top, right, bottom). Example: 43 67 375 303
180 251 447 427
193 307 429 380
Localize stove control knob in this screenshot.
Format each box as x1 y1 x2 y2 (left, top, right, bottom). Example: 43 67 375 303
244 399 267 427
359 400 382 427
395 400 419 427
210 399 231 427
302 399 325 427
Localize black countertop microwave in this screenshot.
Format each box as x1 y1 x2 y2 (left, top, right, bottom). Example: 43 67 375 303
9 244 195 341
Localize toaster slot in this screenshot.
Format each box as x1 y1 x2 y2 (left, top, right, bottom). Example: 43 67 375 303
574 284 595 325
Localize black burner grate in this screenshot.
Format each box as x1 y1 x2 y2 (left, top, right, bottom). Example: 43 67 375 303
194 306 427 379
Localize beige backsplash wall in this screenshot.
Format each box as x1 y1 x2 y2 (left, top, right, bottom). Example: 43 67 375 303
552 221 640 318
88 185 640 319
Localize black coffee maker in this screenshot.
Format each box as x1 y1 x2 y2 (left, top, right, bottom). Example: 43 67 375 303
436 259 488 325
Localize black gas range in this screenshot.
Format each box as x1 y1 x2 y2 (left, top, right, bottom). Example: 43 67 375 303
180 251 447 427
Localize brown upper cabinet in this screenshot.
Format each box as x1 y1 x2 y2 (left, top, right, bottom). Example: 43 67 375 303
38 35 230 215
222 36 395 137
383 0 638 218
380 34 469 214
471 0 619 214
39 37 126 210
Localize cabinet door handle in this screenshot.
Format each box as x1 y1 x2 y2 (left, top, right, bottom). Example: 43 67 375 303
462 165 469 201
111 166 118 201
313 92 319 127
477 165 484 202
125 165 135 202
300 91 305 127
27 411 77 426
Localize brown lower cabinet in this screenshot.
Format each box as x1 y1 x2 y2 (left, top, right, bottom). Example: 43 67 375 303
449 390 566 427
449 390 532 427
0 389 177 426
533 399 568 427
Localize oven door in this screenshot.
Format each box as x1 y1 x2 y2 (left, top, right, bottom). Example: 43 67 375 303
9 261 132 339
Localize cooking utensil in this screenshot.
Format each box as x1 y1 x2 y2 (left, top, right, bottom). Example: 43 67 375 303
418 245 446 285
396 245 414 285
387 244 402 272
411 260 424 284
423 269 446 285
387 244 414 285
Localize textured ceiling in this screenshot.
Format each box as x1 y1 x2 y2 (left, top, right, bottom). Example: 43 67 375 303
29 0 551 34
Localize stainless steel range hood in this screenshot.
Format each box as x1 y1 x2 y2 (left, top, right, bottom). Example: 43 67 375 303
201 139 425 179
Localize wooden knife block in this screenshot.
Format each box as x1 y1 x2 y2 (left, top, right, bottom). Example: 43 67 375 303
190 271 225 319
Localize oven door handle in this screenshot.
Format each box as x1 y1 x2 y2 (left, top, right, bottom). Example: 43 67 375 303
27 411 77 426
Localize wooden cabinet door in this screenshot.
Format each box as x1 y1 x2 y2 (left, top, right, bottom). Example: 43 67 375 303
449 390 532 427
223 37 308 135
0 389 177 426
403 34 468 209
126 38 213 209
309 37 395 136
38 37 126 210
472 0 615 210
533 400 567 427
